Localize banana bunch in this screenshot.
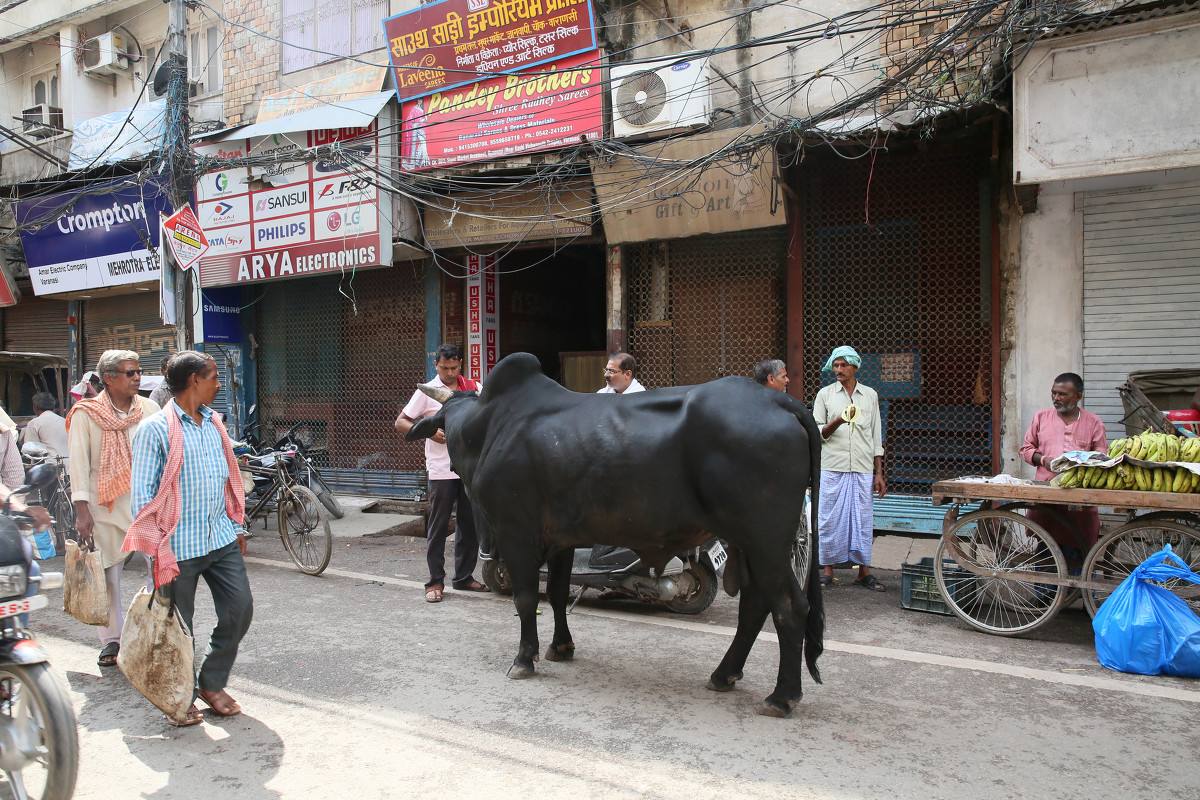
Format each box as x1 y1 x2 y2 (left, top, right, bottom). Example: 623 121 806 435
1109 432 1200 463
1058 463 1200 492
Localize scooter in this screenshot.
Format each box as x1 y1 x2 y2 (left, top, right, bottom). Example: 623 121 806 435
0 463 78 800
481 537 727 615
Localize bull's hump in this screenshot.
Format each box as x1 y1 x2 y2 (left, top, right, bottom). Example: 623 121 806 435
482 352 561 399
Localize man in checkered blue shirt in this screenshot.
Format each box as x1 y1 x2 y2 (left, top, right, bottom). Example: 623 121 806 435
131 351 252 725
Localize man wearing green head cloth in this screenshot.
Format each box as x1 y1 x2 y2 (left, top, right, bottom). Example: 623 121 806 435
812 346 887 591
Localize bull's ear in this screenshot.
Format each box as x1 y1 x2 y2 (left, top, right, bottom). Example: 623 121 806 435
406 413 444 441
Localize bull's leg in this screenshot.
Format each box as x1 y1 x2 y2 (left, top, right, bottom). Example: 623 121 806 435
707 583 769 693
760 578 810 718
543 548 575 662
506 556 542 680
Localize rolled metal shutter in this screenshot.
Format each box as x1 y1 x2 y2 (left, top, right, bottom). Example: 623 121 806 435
82 293 175 374
1082 180 1200 435
2 299 69 357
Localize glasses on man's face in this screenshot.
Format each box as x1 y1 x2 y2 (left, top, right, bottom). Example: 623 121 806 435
603 367 625 376
117 369 143 378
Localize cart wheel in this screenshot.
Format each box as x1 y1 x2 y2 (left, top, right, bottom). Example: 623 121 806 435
1081 519 1200 618
935 509 1069 636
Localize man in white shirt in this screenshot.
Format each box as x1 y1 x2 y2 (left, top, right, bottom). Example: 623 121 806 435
394 344 488 603
22 392 69 457
596 353 645 395
812 346 887 591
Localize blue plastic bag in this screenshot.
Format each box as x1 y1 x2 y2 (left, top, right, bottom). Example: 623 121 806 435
32 529 56 560
1093 545 1200 678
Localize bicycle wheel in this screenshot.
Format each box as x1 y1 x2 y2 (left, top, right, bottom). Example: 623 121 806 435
277 485 332 576
307 469 344 519
1081 518 1200 617
0 662 80 800
935 509 1068 636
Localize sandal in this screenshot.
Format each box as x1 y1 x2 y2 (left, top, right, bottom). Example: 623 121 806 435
452 579 489 592
97 642 120 668
198 689 242 718
167 705 204 727
854 574 886 592
819 575 838 588
425 584 444 603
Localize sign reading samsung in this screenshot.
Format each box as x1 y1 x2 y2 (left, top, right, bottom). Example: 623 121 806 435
14 179 173 296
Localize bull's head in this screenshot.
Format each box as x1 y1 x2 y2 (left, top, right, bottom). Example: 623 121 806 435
404 384 483 480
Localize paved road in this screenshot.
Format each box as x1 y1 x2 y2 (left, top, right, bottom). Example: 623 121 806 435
26 531 1200 799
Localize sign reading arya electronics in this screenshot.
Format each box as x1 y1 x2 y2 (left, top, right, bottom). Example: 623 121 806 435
402 49 601 171
383 0 597 102
196 123 393 287
14 179 171 296
465 254 498 381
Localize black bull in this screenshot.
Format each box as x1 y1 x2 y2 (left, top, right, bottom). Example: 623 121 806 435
406 353 824 717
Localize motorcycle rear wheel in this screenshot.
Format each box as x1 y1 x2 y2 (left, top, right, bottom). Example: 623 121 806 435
482 558 512 595
665 562 719 615
306 470 345 520
0 662 79 800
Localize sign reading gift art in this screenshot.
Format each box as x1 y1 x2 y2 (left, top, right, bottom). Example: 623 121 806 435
382 0 597 102
401 49 601 171
465 254 499 381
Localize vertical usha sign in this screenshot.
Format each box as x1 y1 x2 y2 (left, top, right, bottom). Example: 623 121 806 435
383 0 598 102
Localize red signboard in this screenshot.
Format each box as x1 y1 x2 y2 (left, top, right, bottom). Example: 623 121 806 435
465 254 498 380
401 49 601 171
162 204 209 270
382 0 597 102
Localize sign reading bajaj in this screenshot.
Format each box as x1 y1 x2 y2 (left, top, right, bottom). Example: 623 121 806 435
196 119 394 287
14 178 172 295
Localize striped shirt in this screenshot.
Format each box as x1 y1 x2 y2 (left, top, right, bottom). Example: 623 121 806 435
131 403 239 562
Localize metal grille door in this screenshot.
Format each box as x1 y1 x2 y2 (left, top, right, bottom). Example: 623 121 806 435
255 265 428 475
801 143 992 496
627 230 787 389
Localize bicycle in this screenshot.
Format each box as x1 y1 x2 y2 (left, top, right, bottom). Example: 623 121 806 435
19 444 74 554
240 447 333 576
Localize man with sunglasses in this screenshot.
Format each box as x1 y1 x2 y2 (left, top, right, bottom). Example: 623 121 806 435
67 350 159 667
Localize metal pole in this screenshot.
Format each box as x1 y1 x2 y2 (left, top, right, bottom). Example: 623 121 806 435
166 0 193 349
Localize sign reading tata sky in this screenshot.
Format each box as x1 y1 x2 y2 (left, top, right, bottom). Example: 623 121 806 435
15 178 171 296
383 0 597 102
402 48 602 171
195 123 393 287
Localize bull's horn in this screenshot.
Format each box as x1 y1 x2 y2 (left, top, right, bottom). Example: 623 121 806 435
418 384 454 404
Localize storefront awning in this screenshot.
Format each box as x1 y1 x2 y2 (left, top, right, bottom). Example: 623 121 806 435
216 90 393 142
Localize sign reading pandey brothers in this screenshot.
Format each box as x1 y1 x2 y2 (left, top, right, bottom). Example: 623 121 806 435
15 178 171 295
196 121 394 287
382 0 597 103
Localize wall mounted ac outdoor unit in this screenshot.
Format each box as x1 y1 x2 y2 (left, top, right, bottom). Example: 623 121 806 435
611 54 712 140
83 31 130 76
20 104 64 139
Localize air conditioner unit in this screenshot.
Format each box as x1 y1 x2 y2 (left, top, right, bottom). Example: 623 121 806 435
83 31 130 76
611 54 712 140
20 104 64 139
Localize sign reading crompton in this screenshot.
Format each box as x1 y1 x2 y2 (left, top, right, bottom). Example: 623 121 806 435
15 178 171 295
196 121 393 287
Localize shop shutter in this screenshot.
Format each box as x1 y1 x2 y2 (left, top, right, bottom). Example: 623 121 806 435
1082 180 1200 435
2 298 70 358
627 230 788 390
82 293 175 374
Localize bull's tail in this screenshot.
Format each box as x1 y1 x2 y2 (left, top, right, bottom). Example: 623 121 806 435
773 392 824 683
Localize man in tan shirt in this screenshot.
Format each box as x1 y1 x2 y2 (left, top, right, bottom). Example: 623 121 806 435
67 350 160 667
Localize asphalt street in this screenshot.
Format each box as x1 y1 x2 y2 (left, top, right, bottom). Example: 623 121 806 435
23 528 1200 800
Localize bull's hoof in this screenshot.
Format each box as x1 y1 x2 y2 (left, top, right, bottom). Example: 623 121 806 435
705 671 743 693
755 699 794 718
544 642 575 662
508 662 537 679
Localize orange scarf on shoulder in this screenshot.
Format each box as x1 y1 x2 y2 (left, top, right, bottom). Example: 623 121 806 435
65 393 144 510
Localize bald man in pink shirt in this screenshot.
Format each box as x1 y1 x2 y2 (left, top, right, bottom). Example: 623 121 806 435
1020 372 1108 561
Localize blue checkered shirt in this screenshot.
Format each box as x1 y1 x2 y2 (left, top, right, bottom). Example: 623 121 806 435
131 403 240 562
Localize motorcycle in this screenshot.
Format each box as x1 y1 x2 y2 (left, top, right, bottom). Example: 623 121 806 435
481 536 726 615
241 406 344 519
0 463 78 800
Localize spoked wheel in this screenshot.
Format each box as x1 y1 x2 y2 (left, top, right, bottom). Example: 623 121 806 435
0 663 79 800
277 485 332 576
1081 518 1200 617
935 509 1069 636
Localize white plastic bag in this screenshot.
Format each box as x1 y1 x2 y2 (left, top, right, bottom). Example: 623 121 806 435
117 587 195 723
63 540 108 626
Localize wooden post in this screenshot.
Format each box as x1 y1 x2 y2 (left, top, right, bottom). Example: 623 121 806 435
606 244 626 353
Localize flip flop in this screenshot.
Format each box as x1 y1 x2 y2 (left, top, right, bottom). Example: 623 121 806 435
453 579 489 592
854 574 886 592
198 689 242 718
425 585 444 603
167 705 204 727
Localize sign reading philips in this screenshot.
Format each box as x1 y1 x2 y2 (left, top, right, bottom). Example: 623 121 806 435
15 179 171 296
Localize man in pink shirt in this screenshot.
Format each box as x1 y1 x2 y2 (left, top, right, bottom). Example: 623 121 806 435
395 344 488 603
1020 372 1108 559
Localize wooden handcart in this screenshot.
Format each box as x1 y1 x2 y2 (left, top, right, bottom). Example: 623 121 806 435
930 479 1200 636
